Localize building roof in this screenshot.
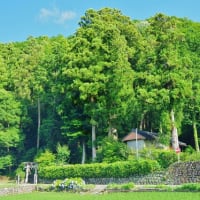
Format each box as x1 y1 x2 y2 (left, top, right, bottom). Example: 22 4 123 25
122 132 145 142
123 129 187 147
177 141 187 147
122 129 157 142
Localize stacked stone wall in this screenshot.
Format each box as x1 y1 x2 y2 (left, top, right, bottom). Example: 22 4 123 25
0 185 36 196
85 161 200 185
1 161 198 195
85 171 166 185
167 161 200 185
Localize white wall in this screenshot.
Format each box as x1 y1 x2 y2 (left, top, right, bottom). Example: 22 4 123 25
127 140 145 150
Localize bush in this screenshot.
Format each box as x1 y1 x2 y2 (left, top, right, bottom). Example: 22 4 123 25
174 183 200 192
107 182 135 190
0 155 12 170
184 145 195 154
52 179 63 191
34 149 56 168
39 159 161 180
56 143 70 165
181 152 200 161
179 146 200 162
157 150 177 168
121 182 135 190
139 148 177 168
15 163 25 180
51 177 85 191
96 136 131 163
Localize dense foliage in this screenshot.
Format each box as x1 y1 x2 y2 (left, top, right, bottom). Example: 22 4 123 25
0 8 200 173
39 159 160 179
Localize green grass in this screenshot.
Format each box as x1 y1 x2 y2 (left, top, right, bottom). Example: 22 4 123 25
1 192 200 200
0 184 15 189
0 177 15 189
0 182 16 189
107 182 135 190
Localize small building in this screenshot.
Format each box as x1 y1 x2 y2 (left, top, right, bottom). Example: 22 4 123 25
122 129 157 151
122 129 187 151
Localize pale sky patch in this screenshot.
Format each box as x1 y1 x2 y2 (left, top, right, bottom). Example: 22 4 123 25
55 11 76 24
38 7 76 24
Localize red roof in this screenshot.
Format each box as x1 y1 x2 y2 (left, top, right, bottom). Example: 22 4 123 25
122 131 145 142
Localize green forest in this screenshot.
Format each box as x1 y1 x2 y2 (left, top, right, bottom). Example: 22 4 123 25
0 8 200 174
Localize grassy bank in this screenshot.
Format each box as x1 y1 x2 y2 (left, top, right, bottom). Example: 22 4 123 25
1 192 200 200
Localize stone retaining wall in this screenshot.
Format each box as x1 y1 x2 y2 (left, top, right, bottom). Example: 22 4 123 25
0 185 36 196
0 162 199 196
85 161 200 185
39 161 200 185
85 171 166 185
167 161 200 185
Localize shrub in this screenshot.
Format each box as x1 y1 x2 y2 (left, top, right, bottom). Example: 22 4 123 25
175 183 200 192
56 143 70 165
96 136 131 163
51 177 85 191
52 179 63 191
157 150 177 168
121 182 135 190
154 184 173 191
15 169 25 180
181 152 200 161
139 148 177 168
63 177 85 190
184 145 195 154
35 149 56 168
39 159 160 180
0 155 12 170
107 182 135 190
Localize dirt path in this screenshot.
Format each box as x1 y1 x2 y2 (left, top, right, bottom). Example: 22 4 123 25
90 185 107 194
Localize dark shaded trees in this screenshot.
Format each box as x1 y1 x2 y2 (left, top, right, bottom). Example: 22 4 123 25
1 9 200 172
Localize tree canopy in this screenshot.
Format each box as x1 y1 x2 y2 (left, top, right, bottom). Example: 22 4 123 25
0 8 200 172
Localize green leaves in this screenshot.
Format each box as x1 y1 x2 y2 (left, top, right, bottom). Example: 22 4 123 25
39 159 160 179
56 143 70 165
0 128 21 148
1 8 200 170
0 89 22 150
133 13 195 146
97 137 130 163
0 155 12 170
35 149 56 168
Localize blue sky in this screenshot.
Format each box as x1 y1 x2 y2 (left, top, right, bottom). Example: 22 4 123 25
1 0 200 43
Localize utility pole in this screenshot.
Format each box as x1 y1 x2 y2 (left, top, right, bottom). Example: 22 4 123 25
136 128 139 159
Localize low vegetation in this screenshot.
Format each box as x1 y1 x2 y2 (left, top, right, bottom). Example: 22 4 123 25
1 192 200 200
174 183 200 192
107 182 135 190
39 159 160 179
49 177 94 192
